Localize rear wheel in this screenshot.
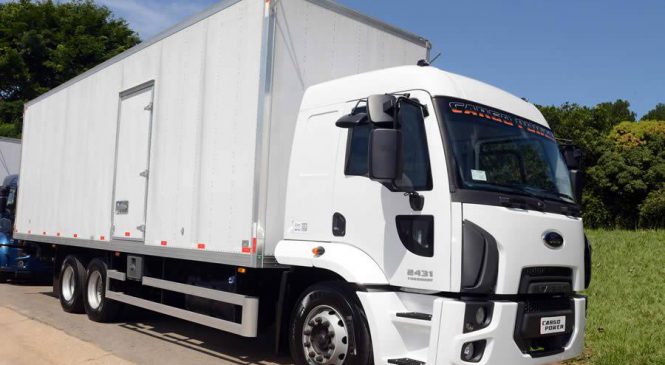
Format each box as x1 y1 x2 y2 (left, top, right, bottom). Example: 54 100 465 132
58 255 86 313
289 283 373 365
84 259 121 322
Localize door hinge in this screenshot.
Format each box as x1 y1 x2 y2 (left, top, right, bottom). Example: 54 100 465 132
137 224 146 233
144 102 153 111
139 169 149 178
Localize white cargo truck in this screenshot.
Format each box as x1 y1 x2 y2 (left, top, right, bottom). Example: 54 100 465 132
16 0 591 364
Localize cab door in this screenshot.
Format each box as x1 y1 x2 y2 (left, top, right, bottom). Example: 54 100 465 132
332 91 452 291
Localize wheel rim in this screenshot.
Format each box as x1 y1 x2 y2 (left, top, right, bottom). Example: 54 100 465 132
61 265 76 302
87 270 103 310
302 305 350 365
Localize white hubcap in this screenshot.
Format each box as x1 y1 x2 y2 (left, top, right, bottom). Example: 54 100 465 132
61 266 76 302
87 271 103 310
302 305 350 365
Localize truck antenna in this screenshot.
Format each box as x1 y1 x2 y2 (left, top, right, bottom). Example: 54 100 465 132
417 52 442 67
429 52 442 65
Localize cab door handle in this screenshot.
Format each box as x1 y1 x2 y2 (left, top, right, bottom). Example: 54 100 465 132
332 213 346 237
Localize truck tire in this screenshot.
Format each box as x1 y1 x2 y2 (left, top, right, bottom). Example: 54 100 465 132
83 258 121 322
59 255 86 313
289 282 373 365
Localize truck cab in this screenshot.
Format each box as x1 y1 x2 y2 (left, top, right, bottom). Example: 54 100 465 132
278 65 589 364
0 175 52 281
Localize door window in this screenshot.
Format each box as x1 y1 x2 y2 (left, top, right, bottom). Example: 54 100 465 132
344 100 432 191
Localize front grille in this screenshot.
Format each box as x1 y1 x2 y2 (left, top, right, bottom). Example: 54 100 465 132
523 267 571 277
519 266 573 295
522 298 571 313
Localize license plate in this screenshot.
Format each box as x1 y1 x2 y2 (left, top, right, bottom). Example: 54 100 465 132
540 316 566 335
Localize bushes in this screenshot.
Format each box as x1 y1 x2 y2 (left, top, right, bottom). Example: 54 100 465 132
639 188 665 229
538 102 665 229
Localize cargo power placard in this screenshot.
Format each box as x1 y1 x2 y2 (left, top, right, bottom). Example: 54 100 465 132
540 316 566 335
448 100 556 141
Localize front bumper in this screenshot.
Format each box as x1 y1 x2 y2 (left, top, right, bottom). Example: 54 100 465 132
430 298 585 365
357 291 585 365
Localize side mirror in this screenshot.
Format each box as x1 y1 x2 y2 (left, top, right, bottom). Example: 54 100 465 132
335 112 367 128
0 196 6 215
560 144 582 170
559 143 584 203
369 129 402 182
367 94 396 125
0 218 11 233
570 170 585 204
0 186 8 215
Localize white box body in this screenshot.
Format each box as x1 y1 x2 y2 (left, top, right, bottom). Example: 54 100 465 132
16 0 429 267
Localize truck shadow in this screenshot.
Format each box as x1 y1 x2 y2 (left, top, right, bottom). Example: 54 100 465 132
117 308 293 365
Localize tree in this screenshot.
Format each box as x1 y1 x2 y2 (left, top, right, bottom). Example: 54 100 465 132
641 103 665 121
0 0 140 137
587 121 665 228
538 100 635 168
537 100 643 228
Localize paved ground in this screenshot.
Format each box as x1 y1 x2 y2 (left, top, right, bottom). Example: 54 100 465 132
0 281 564 365
0 282 292 365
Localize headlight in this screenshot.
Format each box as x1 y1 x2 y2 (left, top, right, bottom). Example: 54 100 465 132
463 302 493 333
475 307 487 326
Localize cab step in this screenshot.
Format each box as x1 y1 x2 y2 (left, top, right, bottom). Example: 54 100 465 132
388 358 425 365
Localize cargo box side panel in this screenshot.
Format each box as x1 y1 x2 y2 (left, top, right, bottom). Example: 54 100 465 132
261 0 429 256
143 20 210 250
195 0 266 255
144 0 265 254
17 0 266 261
17 63 123 241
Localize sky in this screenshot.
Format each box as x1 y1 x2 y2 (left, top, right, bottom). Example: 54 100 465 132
6 0 665 117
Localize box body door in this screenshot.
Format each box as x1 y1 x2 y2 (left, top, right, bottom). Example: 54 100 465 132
112 85 154 241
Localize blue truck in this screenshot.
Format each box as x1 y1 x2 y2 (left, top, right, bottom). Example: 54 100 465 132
0 175 53 282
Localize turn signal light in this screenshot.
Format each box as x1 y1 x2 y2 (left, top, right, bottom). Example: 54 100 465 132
312 246 325 257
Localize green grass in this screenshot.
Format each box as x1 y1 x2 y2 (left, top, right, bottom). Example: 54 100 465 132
567 230 665 365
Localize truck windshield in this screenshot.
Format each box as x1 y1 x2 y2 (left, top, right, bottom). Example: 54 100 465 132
434 96 574 203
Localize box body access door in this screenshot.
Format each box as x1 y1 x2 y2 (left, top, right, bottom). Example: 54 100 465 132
112 84 154 241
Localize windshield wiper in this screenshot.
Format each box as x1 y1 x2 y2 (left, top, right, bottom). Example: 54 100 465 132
519 187 581 215
471 183 546 211
522 186 575 204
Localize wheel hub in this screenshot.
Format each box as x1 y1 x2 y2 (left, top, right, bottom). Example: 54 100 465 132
61 266 75 302
87 270 103 310
302 305 349 365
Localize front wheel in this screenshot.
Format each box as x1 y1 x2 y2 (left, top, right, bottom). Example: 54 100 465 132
289 282 373 365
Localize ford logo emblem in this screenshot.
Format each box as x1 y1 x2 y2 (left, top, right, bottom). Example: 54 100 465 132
543 231 564 248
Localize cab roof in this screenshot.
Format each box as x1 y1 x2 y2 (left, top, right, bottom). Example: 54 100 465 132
301 65 549 127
